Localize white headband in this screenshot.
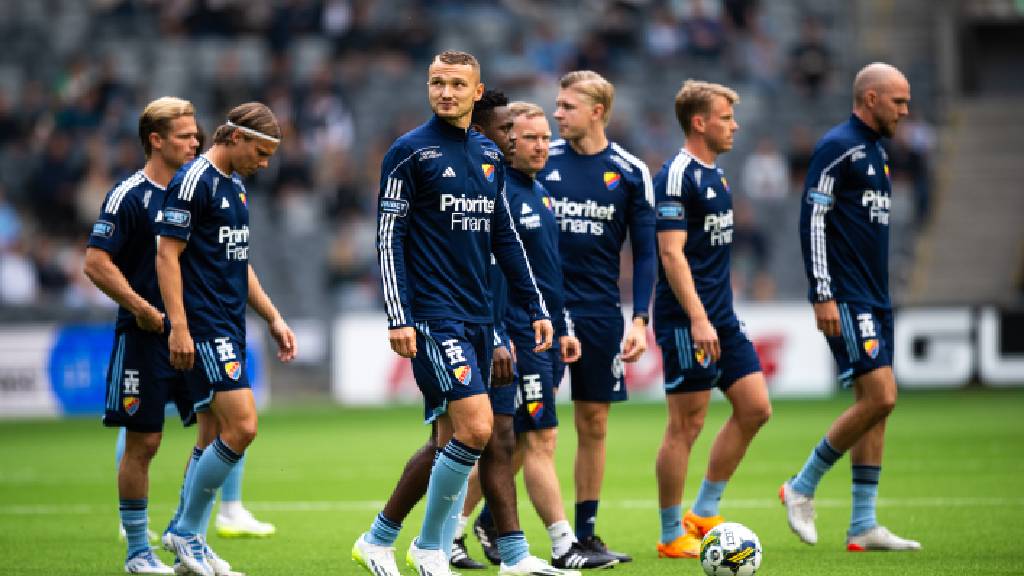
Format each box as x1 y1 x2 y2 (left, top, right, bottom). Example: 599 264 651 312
226 120 280 143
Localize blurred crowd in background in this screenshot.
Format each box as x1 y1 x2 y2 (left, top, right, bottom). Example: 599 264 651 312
0 0 936 318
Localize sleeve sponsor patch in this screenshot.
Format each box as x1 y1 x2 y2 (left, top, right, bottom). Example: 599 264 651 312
159 208 192 227
807 190 835 207
380 198 409 217
656 201 685 220
91 220 115 238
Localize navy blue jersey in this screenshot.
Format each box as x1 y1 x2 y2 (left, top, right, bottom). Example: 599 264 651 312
377 115 547 328
538 140 655 318
155 156 250 342
489 256 508 332
799 114 892 307
87 170 166 332
503 167 569 337
653 149 738 330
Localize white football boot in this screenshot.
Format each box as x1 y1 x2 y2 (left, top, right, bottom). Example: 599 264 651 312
215 506 276 538
779 480 818 545
407 540 454 576
500 554 582 576
352 533 403 576
846 526 921 551
124 550 175 574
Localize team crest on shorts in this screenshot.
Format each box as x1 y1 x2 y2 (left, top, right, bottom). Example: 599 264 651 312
695 348 711 368
224 361 242 380
453 365 471 385
527 401 544 422
603 171 621 190
863 338 880 359
481 164 495 182
123 396 140 416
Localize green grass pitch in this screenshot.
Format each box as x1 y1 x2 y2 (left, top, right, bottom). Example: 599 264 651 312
1 389 1022 575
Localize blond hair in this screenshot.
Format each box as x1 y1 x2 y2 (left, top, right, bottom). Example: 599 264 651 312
508 101 545 120
560 70 614 126
674 79 739 136
138 96 195 158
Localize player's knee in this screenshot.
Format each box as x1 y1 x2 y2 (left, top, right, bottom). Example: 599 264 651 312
529 428 558 457
485 422 515 460
127 432 162 463
738 402 772 431
457 421 493 450
576 413 607 441
224 420 258 450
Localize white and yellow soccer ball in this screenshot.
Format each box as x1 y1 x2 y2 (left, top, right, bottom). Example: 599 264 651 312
700 522 762 576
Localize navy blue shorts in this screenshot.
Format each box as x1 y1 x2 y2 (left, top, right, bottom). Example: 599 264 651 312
489 327 516 417
188 335 250 413
567 315 626 402
508 325 562 432
657 321 762 393
102 328 193 433
412 320 492 423
825 302 894 387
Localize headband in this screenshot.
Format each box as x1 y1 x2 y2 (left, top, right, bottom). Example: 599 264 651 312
226 120 280 143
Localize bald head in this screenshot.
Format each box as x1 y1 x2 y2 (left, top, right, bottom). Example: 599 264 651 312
853 62 908 106
852 62 910 138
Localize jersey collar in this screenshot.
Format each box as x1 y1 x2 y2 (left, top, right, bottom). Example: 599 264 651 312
679 147 716 169
429 114 469 141
849 113 882 142
506 165 534 186
138 170 167 190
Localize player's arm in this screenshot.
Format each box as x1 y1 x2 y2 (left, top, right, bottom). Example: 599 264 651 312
84 248 164 333
624 171 657 362
491 172 552 352
799 141 845 337
84 193 164 332
156 236 193 370
247 264 296 363
657 229 720 361
377 143 417 358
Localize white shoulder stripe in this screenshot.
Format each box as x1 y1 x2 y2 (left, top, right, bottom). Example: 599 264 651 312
104 172 145 214
666 152 691 198
816 144 865 193
178 157 209 202
611 142 653 206
549 138 565 148
385 146 439 180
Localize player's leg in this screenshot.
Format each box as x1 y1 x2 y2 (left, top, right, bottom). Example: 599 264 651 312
354 427 436 576
105 330 175 574
408 321 491 576
655 390 711 558
215 454 276 538
783 303 895 545
845 365 919 551
569 315 629 561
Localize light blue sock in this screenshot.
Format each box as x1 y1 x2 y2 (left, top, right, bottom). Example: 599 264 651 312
175 437 243 535
222 454 245 502
440 482 468 559
849 465 880 536
367 513 402 546
692 478 728 517
496 531 529 566
792 437 843 496
659 505 683 544
199 488 216 538
416 439 480 550
115 428 126 471
120 498 149 559
167 447 203 534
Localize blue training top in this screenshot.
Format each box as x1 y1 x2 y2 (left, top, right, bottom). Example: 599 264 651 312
799 114 892 308
538 139 656 319
155 155 250 342
377 115 548 329
652 148 739 332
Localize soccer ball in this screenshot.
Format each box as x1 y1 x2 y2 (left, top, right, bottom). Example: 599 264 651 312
700 522 762 576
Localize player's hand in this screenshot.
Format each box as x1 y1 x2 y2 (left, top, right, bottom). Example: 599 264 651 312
813 300 841 337
560 334 581 363
691 317 720 363
621 319 648 362
532 318 553 352
491 345 514 386
168 325 194 371
389 326 417 358
269 317 297 363
135 305 165 334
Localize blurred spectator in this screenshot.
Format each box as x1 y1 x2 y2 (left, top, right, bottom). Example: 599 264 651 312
731 196 773 301
682 0 727 62
787 124 815 190
645 6 683 64
28 133 85 236
0 185 21 251
211 49 258 117
787 16 833 100
889 117 935 228
742 136 789 201
527 20 573 78
0 239 38 305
